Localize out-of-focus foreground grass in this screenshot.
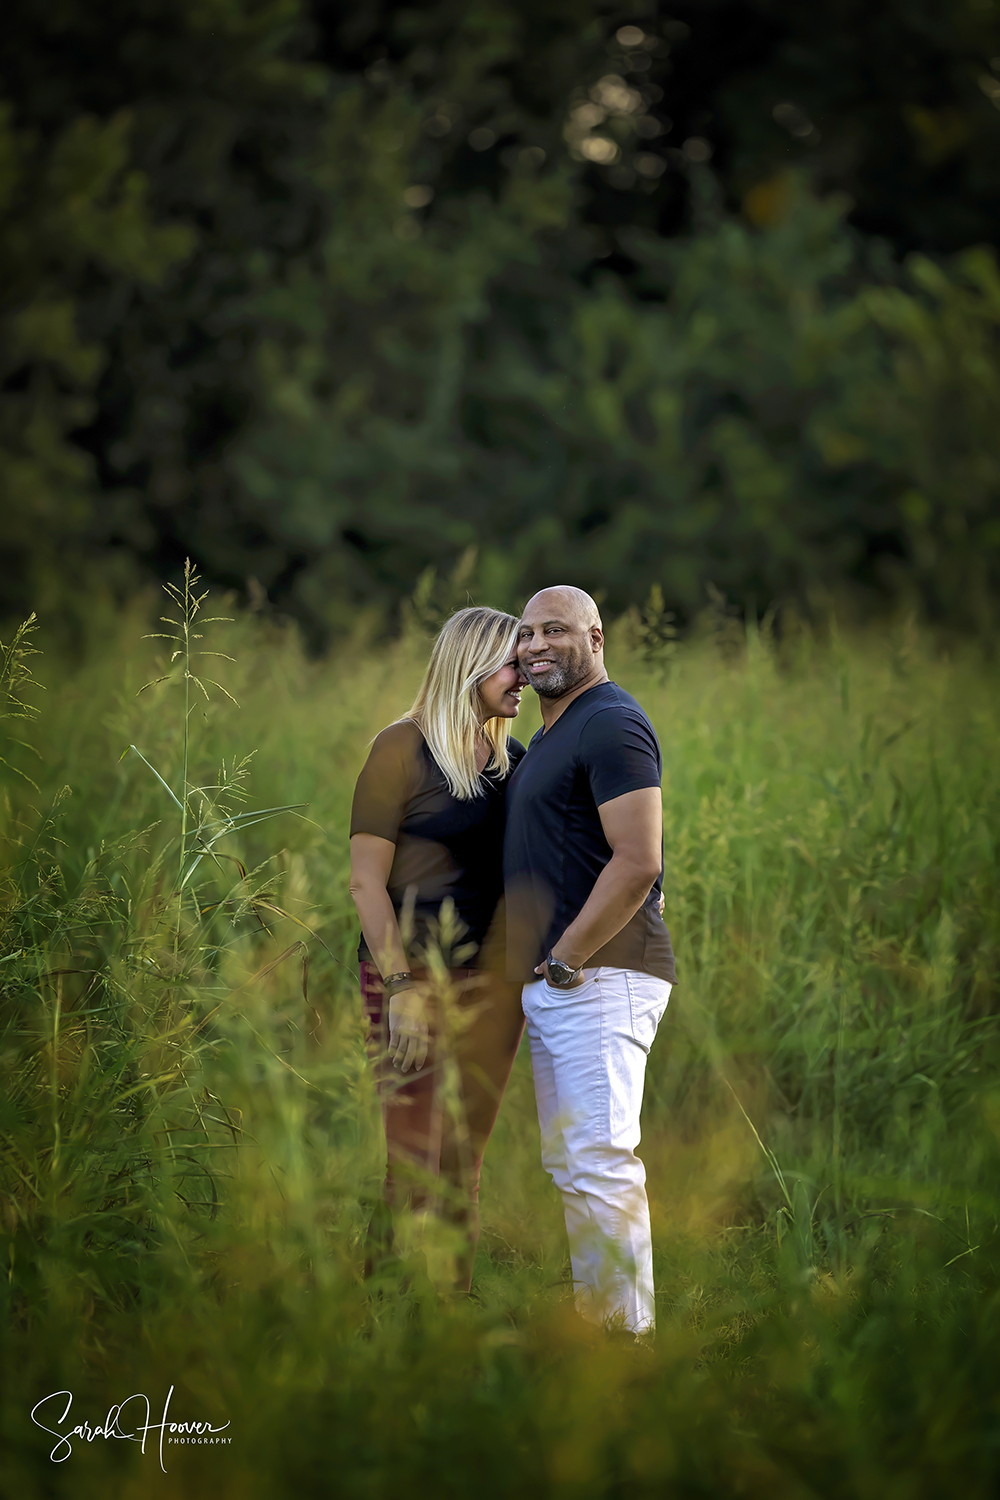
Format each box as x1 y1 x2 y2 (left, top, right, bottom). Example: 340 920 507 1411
1 586 999 1499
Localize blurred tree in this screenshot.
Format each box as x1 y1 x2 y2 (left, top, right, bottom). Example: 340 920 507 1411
0 0 332 615
314 2 1000 261
190 1 607 633
0 0 613 636
467 178 1000 629
1 0 999 638
560 0 1000 258
0 103 192 614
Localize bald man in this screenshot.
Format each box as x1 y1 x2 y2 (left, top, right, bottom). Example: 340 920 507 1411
503 586 675 1335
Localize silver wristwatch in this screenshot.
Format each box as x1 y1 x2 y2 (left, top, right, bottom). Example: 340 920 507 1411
545 954 582 987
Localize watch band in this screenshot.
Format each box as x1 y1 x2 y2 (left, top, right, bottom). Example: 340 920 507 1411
545 953 582 987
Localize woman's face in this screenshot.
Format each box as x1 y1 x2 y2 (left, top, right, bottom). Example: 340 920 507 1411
478 657 524 720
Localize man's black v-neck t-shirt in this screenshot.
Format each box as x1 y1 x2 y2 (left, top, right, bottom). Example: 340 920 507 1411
503 681 676 984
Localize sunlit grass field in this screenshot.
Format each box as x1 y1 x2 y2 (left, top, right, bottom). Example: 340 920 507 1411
1 581 999 1498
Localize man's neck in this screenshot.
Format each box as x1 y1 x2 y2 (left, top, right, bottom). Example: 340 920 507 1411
538 667 609 731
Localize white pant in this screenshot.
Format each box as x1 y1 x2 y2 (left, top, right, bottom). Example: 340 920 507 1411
522 967 671 1333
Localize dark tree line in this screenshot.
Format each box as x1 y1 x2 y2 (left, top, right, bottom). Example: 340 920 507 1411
2 0 999 640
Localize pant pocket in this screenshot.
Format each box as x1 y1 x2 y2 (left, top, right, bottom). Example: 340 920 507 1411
540 973 598 1003
626 975 671 1053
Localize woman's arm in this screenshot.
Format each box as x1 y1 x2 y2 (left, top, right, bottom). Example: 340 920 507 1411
349 833 408 977
349 833 428 1072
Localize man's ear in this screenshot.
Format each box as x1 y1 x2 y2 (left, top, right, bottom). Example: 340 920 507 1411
591 625 604 653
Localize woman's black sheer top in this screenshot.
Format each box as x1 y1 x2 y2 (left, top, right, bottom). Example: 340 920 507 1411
350 719 525 969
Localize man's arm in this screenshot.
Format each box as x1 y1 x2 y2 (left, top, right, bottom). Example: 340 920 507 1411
537 786 663 982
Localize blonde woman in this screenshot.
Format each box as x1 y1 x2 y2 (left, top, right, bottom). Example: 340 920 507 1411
349 607 526 1290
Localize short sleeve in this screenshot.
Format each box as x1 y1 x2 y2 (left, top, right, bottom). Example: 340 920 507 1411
350 721 422 842
578 708 661 808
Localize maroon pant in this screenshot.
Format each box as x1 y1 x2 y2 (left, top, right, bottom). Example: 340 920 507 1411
360 960 524 1291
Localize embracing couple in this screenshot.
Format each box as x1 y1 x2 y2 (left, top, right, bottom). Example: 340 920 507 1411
349 586 676 1334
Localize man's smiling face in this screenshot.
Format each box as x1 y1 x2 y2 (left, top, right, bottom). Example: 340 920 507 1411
516 588 603 698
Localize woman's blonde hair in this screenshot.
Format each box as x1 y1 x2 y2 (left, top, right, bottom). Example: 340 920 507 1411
405 606 520 800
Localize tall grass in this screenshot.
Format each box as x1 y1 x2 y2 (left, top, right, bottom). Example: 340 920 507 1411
0 587 998 1498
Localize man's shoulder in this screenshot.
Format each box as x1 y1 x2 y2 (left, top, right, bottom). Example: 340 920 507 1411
575 682 657 736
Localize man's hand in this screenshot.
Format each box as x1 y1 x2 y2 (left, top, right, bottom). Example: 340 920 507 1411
388 986 429 1072
534 956 587 988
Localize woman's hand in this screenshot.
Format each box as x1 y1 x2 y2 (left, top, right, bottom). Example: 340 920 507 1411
388 986 430 1073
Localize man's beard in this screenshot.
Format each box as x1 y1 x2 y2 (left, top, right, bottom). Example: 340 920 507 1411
529 646 591 698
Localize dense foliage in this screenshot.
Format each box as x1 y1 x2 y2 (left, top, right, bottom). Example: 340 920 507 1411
3 0 1000 639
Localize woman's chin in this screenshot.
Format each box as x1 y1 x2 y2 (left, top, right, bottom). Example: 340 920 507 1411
487 698 521 719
